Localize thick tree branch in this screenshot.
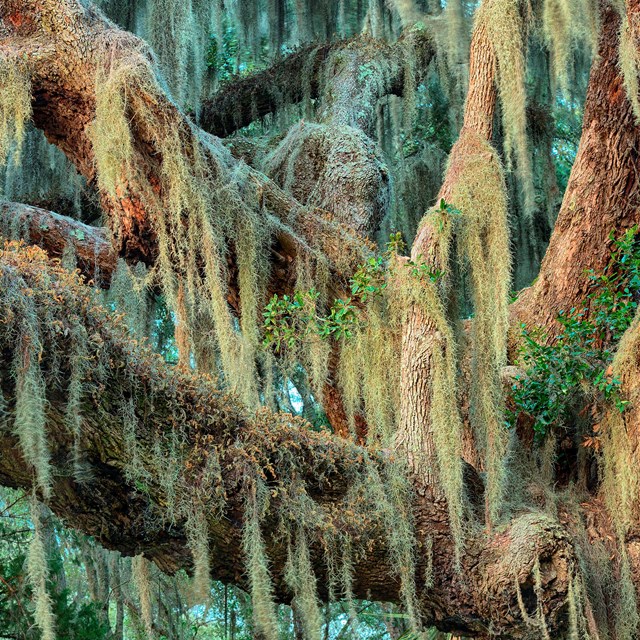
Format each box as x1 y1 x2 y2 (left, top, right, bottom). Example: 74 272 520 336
0 0 370 275
200 42 335 138
513 2 640 334
0 244 577 637
200 31 435 139
0 0 381 437
0 201 116 283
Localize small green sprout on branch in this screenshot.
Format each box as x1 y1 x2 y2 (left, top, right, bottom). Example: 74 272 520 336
263 232 408 349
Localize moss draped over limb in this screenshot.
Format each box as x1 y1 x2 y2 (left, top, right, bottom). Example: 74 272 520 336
0 241 578 639
0 0 370 277
398 0 511 536
0 0 379 428
200 31 435 139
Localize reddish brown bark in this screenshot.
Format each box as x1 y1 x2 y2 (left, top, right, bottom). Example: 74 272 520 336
513 3 640 334
0 248 576 637
0 0 378 437
2 0 640 637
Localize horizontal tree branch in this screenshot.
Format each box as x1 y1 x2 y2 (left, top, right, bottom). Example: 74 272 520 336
0 201 116 283
0 242 577 638
200 42 335 137
200 30 435 138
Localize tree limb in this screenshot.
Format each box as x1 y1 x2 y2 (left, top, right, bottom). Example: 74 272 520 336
0 243 576 638
0 201 116 283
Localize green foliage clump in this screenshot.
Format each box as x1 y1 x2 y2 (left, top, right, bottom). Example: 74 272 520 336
263 235 402 442
263 249 390 347
510 227 640 439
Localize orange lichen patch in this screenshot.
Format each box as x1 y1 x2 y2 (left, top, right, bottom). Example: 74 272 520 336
7 12 25 28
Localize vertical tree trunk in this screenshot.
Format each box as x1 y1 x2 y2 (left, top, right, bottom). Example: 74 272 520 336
514 2 640 334
396 0 498 478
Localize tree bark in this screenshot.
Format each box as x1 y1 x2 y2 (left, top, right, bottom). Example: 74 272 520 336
2 0 640 637
200 32 434 139
0 0 369 277
0 201 116 283
0 0 380 437
396 0 499 483
513 1 640 334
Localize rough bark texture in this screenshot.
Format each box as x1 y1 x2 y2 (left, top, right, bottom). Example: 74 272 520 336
0 201 116 282
1 0 640 637
396 0 499 481
200 32 434 139
0 0 370 274
200 42 335 138
513 3 640 335
0 0 378 437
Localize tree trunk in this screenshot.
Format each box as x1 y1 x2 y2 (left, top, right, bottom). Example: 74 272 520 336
3 0 640 638
513 1 640 335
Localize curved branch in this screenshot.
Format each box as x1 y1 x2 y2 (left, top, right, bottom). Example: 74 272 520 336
200 31 435 139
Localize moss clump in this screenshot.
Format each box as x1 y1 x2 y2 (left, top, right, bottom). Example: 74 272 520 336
185 505 212 604
447 132 511 526
389 0 421 26
363 458 419 629
0 55 31 167
619 13 640 123
480 0 535 219
541 0 597 95
0 242 422 635
336 299 400 444
397 200 470 557
616 543 640 640
89 61 134 199
601 307 640 534
132 555 155 639
284 529 323 640
106 260 151 340
27 498 56 640
243 481 279 640
11 292 52 498
66 322 90 482
89 49 275 406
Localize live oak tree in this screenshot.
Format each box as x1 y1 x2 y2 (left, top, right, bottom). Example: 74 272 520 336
2 0 640 638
